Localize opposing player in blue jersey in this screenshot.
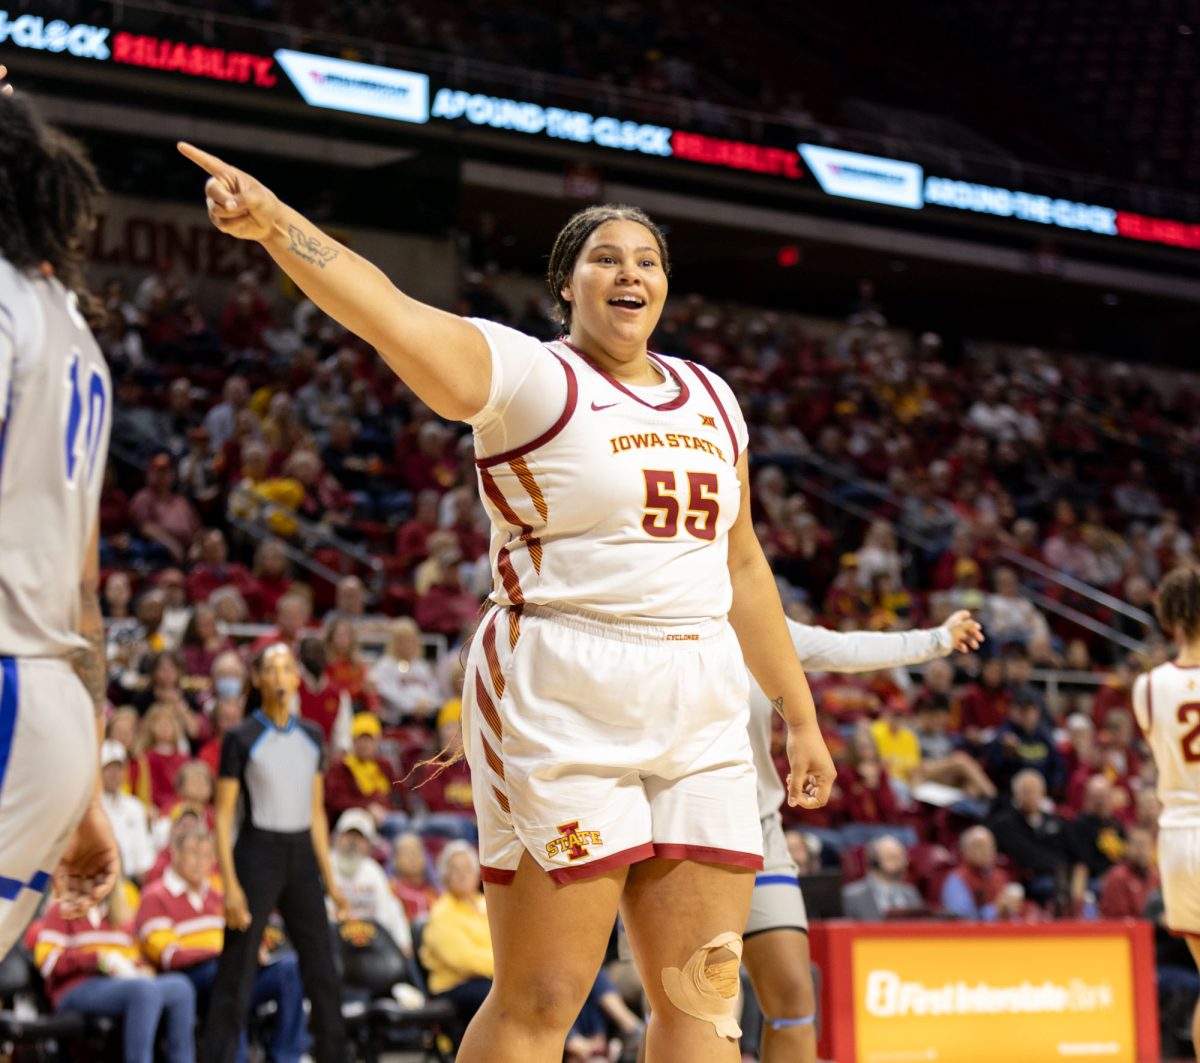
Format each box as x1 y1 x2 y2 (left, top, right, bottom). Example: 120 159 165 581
0 76 120 951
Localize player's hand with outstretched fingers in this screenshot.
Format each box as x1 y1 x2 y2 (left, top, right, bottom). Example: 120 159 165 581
943 610 985 654
177 142 282 243
785 723 836 809
55 802 120 919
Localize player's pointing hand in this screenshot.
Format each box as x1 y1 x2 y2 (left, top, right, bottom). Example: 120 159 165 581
177 142 281 242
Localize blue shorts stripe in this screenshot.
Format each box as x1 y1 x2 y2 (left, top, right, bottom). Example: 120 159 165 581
0 658 18 795
755 873 801 888
0 871 52 901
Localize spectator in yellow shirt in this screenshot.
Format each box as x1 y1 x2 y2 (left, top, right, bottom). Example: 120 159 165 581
419 841 492 1023
869 701 922 786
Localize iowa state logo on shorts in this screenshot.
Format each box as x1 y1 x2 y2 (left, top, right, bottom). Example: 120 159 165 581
546 820 603 862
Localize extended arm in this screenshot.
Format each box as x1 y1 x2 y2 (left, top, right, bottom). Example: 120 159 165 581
726 455 834 808
787 610 981 674
178 143 490 421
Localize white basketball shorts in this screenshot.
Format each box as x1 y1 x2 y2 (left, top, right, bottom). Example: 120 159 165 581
0 657 97 955
462 603 763 885
1159 825 1200 936
746 811 808 936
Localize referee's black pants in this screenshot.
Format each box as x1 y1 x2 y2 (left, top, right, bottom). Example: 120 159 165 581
202 826 347 1063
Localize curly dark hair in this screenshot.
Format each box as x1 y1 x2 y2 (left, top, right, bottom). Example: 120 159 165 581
545 203 670 330
1156 565 1200 643
0 93 102 308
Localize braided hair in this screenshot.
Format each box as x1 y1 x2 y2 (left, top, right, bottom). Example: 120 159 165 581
545 203 670 331
0 93 102 311
1156 565 1200 643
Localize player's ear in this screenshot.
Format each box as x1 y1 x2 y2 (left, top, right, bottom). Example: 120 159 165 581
560 283 573 303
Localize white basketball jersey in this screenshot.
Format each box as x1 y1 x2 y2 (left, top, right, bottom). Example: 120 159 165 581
474 338 745 623
0 256 111 658
1133 663 1200 827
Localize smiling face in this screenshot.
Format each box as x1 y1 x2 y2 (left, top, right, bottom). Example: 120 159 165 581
560 218 668 373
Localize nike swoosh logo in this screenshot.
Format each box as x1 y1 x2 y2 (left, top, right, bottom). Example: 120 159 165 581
590 401 619 411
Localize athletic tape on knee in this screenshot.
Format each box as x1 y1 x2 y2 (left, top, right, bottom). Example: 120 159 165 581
767 1014 815 1030
660 930 743 1040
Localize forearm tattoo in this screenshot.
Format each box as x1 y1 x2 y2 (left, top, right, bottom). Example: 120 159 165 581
287 224 339 269
771 695 784 716
74 618 107 711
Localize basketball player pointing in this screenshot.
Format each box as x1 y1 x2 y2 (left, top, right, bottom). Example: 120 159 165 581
1133 565 1200 1062
0 83 119 951
180 141 834 1063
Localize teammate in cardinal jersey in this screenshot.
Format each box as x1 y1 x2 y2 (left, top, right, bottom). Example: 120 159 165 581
0 80 119 953
1133 564 1200 1062
183 136 835 1063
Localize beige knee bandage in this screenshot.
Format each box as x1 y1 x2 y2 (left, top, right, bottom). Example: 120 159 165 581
660 931 744 1040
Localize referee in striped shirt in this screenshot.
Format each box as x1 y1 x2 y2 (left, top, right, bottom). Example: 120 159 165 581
203 643 350 1063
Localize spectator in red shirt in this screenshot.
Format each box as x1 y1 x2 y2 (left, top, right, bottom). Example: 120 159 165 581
939 826 1026 921
931 525 978 591
390 832 441 923
401 420 457 494
325 713 401 828
197 694 245 781
130 453 203 563
442 486 490 562
414 547 482 638
395 489 440 574
186 529 256 606
1098 826 1159 919
130 704 191 812
959 656 1012 743
248 538 293 622
296 636 350 749
34 892 196 1063
219 269 271 353
1091 659 1136 731
834 725 900 826
249 590 314 657
411 704 475 822
180 604 235 682
323 617 377 713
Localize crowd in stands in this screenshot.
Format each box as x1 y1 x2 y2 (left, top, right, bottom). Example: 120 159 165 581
15 248 1194 1056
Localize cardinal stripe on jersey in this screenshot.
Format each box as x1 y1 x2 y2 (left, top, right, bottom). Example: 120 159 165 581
482 613 505 699
510 456 549 523
522 534 543 574
479 466 528 530
507 606 521 652
492 786 511 815
481 735 505 779
682 361 739 464
496 548 525 605
474 670 503 740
